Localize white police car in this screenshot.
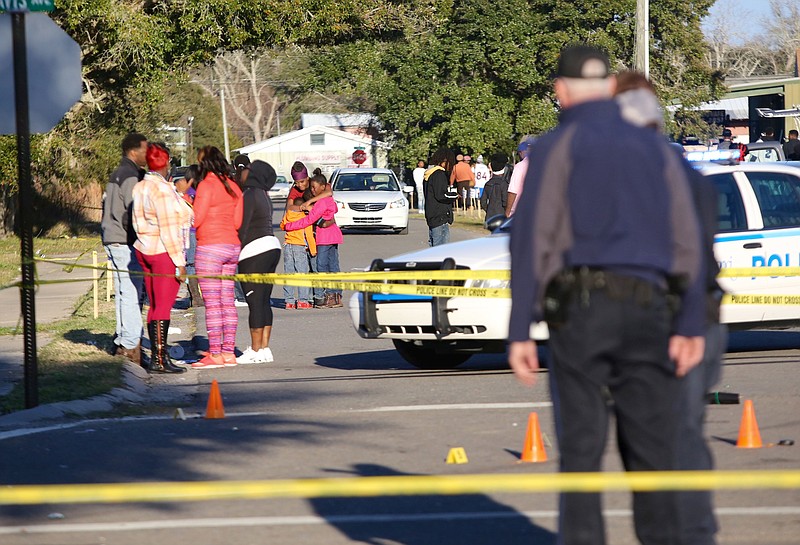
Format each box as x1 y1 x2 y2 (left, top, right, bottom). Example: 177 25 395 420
348 162 800 368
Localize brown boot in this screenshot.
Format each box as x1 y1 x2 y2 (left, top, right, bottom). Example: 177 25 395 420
329 293 343 308
115 344 142 366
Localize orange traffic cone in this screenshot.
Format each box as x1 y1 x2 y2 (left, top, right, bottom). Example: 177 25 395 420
520 412 548 462
736 399 762 448
205 379 225 419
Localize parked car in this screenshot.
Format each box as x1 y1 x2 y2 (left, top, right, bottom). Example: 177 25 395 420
330 168 412 234
348 163 800 368
268 176 291 202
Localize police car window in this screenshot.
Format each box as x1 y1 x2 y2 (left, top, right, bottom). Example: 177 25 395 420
706 173 746 232
746 172 800 228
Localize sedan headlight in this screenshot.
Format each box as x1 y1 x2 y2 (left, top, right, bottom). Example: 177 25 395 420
389 198 407 209
465 278 510 289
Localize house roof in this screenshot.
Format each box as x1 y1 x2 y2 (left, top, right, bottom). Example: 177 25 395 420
300 113 380 129
235 125 391 154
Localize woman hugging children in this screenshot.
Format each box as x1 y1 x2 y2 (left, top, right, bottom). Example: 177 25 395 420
282 168 343 309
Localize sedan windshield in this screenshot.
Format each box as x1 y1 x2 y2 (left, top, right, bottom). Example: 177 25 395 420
333 173 400 192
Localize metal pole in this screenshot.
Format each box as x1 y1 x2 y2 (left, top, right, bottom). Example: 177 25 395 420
220 88 230 161
635 0 649 78
12 12 38 408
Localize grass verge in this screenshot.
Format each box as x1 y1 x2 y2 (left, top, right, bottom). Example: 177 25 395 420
409 211 490 235
0 235 103 288
0 286 122 415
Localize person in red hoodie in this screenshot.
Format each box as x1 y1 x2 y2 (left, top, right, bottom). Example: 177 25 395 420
282 171 344 308
192 146 243 368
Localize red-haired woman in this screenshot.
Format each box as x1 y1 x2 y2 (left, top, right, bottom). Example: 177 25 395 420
132 143 193 373
192 146 244 368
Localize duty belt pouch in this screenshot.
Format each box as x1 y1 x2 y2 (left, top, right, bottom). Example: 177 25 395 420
543 270 576 327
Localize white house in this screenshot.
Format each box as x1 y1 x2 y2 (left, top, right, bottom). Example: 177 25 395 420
235 125 391 178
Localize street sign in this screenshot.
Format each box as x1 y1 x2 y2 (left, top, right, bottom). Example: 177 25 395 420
0 13 82 134
352 149 367 165
0 0 54 12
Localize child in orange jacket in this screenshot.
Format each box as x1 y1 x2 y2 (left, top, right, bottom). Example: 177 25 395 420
280 197 317 309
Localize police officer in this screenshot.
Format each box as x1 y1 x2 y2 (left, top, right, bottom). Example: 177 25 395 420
508 45 707 545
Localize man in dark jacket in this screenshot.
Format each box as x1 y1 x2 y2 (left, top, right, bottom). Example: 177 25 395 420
423 147 458 246
508 46 706 545
479 152 509 220
101 133 147 366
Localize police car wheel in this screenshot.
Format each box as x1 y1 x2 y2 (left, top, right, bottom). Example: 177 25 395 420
392 340 471 369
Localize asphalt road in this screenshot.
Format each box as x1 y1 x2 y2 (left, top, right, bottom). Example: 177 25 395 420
1 214 799 544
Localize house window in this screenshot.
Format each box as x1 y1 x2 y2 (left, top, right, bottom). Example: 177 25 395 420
310 133 325 145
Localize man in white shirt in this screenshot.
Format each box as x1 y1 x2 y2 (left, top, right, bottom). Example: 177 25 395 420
473 155 491 199
412 160 426 211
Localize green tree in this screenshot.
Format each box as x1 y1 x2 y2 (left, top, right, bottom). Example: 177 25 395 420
309 0 722 166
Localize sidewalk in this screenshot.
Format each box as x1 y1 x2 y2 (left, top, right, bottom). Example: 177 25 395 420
0 253 198 428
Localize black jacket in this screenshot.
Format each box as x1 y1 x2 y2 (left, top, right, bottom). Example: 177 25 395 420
238 160 276 248
423 167 456 228
480 175 508 219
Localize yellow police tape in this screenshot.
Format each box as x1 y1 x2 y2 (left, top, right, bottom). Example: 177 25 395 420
28 257 800 302
1 470 799 505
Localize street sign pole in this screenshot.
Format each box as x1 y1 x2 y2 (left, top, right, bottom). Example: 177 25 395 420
12 11 38 408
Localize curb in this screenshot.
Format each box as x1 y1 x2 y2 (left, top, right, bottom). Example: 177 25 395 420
0 303 201 432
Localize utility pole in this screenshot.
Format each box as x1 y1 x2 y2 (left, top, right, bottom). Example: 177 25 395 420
635 0 649 78
220 87 230 160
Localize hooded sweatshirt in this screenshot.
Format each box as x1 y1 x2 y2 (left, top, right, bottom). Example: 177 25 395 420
238 160 281 261
423 165 457 228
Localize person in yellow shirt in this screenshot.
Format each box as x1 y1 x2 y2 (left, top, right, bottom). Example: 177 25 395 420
280 197 317 309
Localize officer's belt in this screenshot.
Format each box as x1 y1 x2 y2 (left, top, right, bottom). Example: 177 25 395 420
562 267 665 306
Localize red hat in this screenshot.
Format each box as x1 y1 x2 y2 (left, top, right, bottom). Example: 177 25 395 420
146 143 170 171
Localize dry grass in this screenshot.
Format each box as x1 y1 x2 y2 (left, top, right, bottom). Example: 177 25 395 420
0 288 122 414
0 235 101 288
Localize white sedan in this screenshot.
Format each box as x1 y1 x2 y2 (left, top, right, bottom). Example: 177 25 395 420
330 168 411 234
348 163 800 368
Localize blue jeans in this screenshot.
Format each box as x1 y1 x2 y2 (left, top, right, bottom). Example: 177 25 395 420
428 223 450 247
186 230 197 276
105 243 144 349
415 184 425 210
316 244 341 296
309 251 323 302
283 244 311 303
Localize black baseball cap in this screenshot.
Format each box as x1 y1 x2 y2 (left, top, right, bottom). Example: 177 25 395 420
556 45 610 79
233 154 251 170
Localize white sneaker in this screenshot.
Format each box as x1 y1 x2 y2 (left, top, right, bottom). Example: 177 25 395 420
234 299 248 307
236 347 265 364
258 347 274 363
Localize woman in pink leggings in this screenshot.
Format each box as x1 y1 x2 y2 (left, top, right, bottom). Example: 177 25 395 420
192 146 243 369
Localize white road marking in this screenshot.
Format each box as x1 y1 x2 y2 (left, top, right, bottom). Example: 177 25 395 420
2 506 799 535
355 402 553 412
0 404 551 441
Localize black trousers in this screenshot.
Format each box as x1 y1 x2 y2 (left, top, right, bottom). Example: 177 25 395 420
239 249 280 328
675 323 726 545
548 287 681 545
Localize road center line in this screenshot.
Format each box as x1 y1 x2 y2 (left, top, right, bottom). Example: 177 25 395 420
2 506 799 535
354 402 553 412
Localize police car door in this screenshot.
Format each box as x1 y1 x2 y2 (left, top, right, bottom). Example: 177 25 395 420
708 170 768 325
740 168 800 322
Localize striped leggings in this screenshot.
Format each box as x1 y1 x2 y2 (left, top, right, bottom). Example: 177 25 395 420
196 243 240 354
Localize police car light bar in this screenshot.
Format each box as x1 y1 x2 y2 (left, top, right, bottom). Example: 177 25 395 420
684 149 741 163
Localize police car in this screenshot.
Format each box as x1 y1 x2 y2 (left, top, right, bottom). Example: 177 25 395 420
347 162 800 368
